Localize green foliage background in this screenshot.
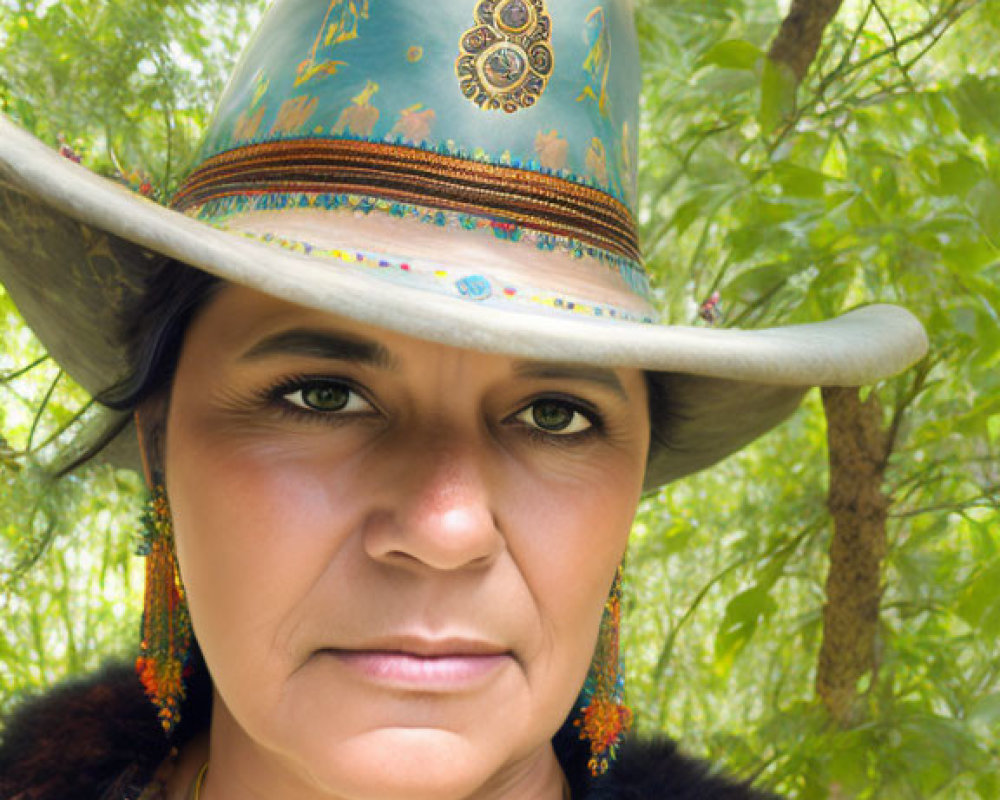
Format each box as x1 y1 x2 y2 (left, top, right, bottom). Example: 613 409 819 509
1 1 998 797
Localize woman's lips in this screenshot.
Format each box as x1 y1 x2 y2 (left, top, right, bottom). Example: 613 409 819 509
321 647 511 690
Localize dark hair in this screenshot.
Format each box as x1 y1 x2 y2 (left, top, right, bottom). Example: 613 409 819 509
97 260 224 411
53 261 222 475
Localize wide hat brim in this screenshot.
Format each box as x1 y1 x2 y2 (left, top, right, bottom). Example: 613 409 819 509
0 116 928 488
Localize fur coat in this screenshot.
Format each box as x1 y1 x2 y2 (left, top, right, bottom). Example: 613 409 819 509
0 664 778 800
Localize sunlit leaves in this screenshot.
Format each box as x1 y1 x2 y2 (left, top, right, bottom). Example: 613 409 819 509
630 0 999 796
0 0 263 193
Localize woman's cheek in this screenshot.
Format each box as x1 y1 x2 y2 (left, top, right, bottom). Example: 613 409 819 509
502 467 632 682
168 436 349 671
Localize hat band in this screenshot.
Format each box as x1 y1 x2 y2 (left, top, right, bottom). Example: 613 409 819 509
171 139 641 263
225 227 658 324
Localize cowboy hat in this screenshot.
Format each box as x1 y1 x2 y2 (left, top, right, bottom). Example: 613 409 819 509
0 0 928 489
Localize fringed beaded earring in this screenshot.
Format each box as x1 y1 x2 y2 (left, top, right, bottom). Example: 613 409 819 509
574 563 633 776
135 478 193 736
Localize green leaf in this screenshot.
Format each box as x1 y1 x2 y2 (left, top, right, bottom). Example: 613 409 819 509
953 75 1000 140
827 736 872 795
807 262 857 317
968 692 1000 731
723 260 804 302
772 161 829 198
697 39 763 71
925 90 962 138
936 156 984 196
714 585 778 666
759 57 797 133
976 771 1000 799
968 179 1000 242
957 559 1000 636
669 195 707 238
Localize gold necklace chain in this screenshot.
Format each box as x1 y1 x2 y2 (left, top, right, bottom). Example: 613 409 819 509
188 762 209 800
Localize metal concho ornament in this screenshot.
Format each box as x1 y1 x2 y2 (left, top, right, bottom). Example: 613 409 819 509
457 0 554 113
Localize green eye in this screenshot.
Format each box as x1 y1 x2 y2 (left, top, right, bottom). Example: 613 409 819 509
532 400 572 430
517 399 593 435
282 381 366 413
301 384 350 411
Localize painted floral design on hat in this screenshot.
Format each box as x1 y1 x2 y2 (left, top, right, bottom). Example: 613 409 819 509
295 0 370 87
535 129 569 171
389 104 436 145
270 95 318 136
577 7 611 117
332 80 380 136
586 138 609 186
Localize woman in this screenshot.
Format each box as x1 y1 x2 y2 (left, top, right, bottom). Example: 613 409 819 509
0 0 927 798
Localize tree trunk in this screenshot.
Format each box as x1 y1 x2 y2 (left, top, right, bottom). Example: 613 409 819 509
767 0 847 82
815 387 889 726
763 0 887 731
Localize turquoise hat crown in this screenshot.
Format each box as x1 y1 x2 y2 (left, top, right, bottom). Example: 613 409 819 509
171 0 648 320
189 0 640 203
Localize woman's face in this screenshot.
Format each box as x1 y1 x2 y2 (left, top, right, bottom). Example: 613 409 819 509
163 284 650 799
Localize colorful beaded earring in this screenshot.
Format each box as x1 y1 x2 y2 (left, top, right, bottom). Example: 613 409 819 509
574 563 633 776
134 477 193 735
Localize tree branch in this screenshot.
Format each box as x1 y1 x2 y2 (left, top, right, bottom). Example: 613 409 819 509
27 398 96 457
26 370 62 452
884 357 933 465
889 484 1000 519
0 355 50 385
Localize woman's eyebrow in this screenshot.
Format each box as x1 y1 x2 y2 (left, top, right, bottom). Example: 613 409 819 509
238 328 399 369
510 362 628 400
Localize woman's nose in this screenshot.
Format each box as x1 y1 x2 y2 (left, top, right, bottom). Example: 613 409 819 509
362 433 504 572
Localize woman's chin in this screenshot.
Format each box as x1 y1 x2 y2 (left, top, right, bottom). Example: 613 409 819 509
219 664 560 798
297 728 517 800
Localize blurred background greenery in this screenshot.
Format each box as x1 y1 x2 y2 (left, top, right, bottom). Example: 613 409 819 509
1 0 998 797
